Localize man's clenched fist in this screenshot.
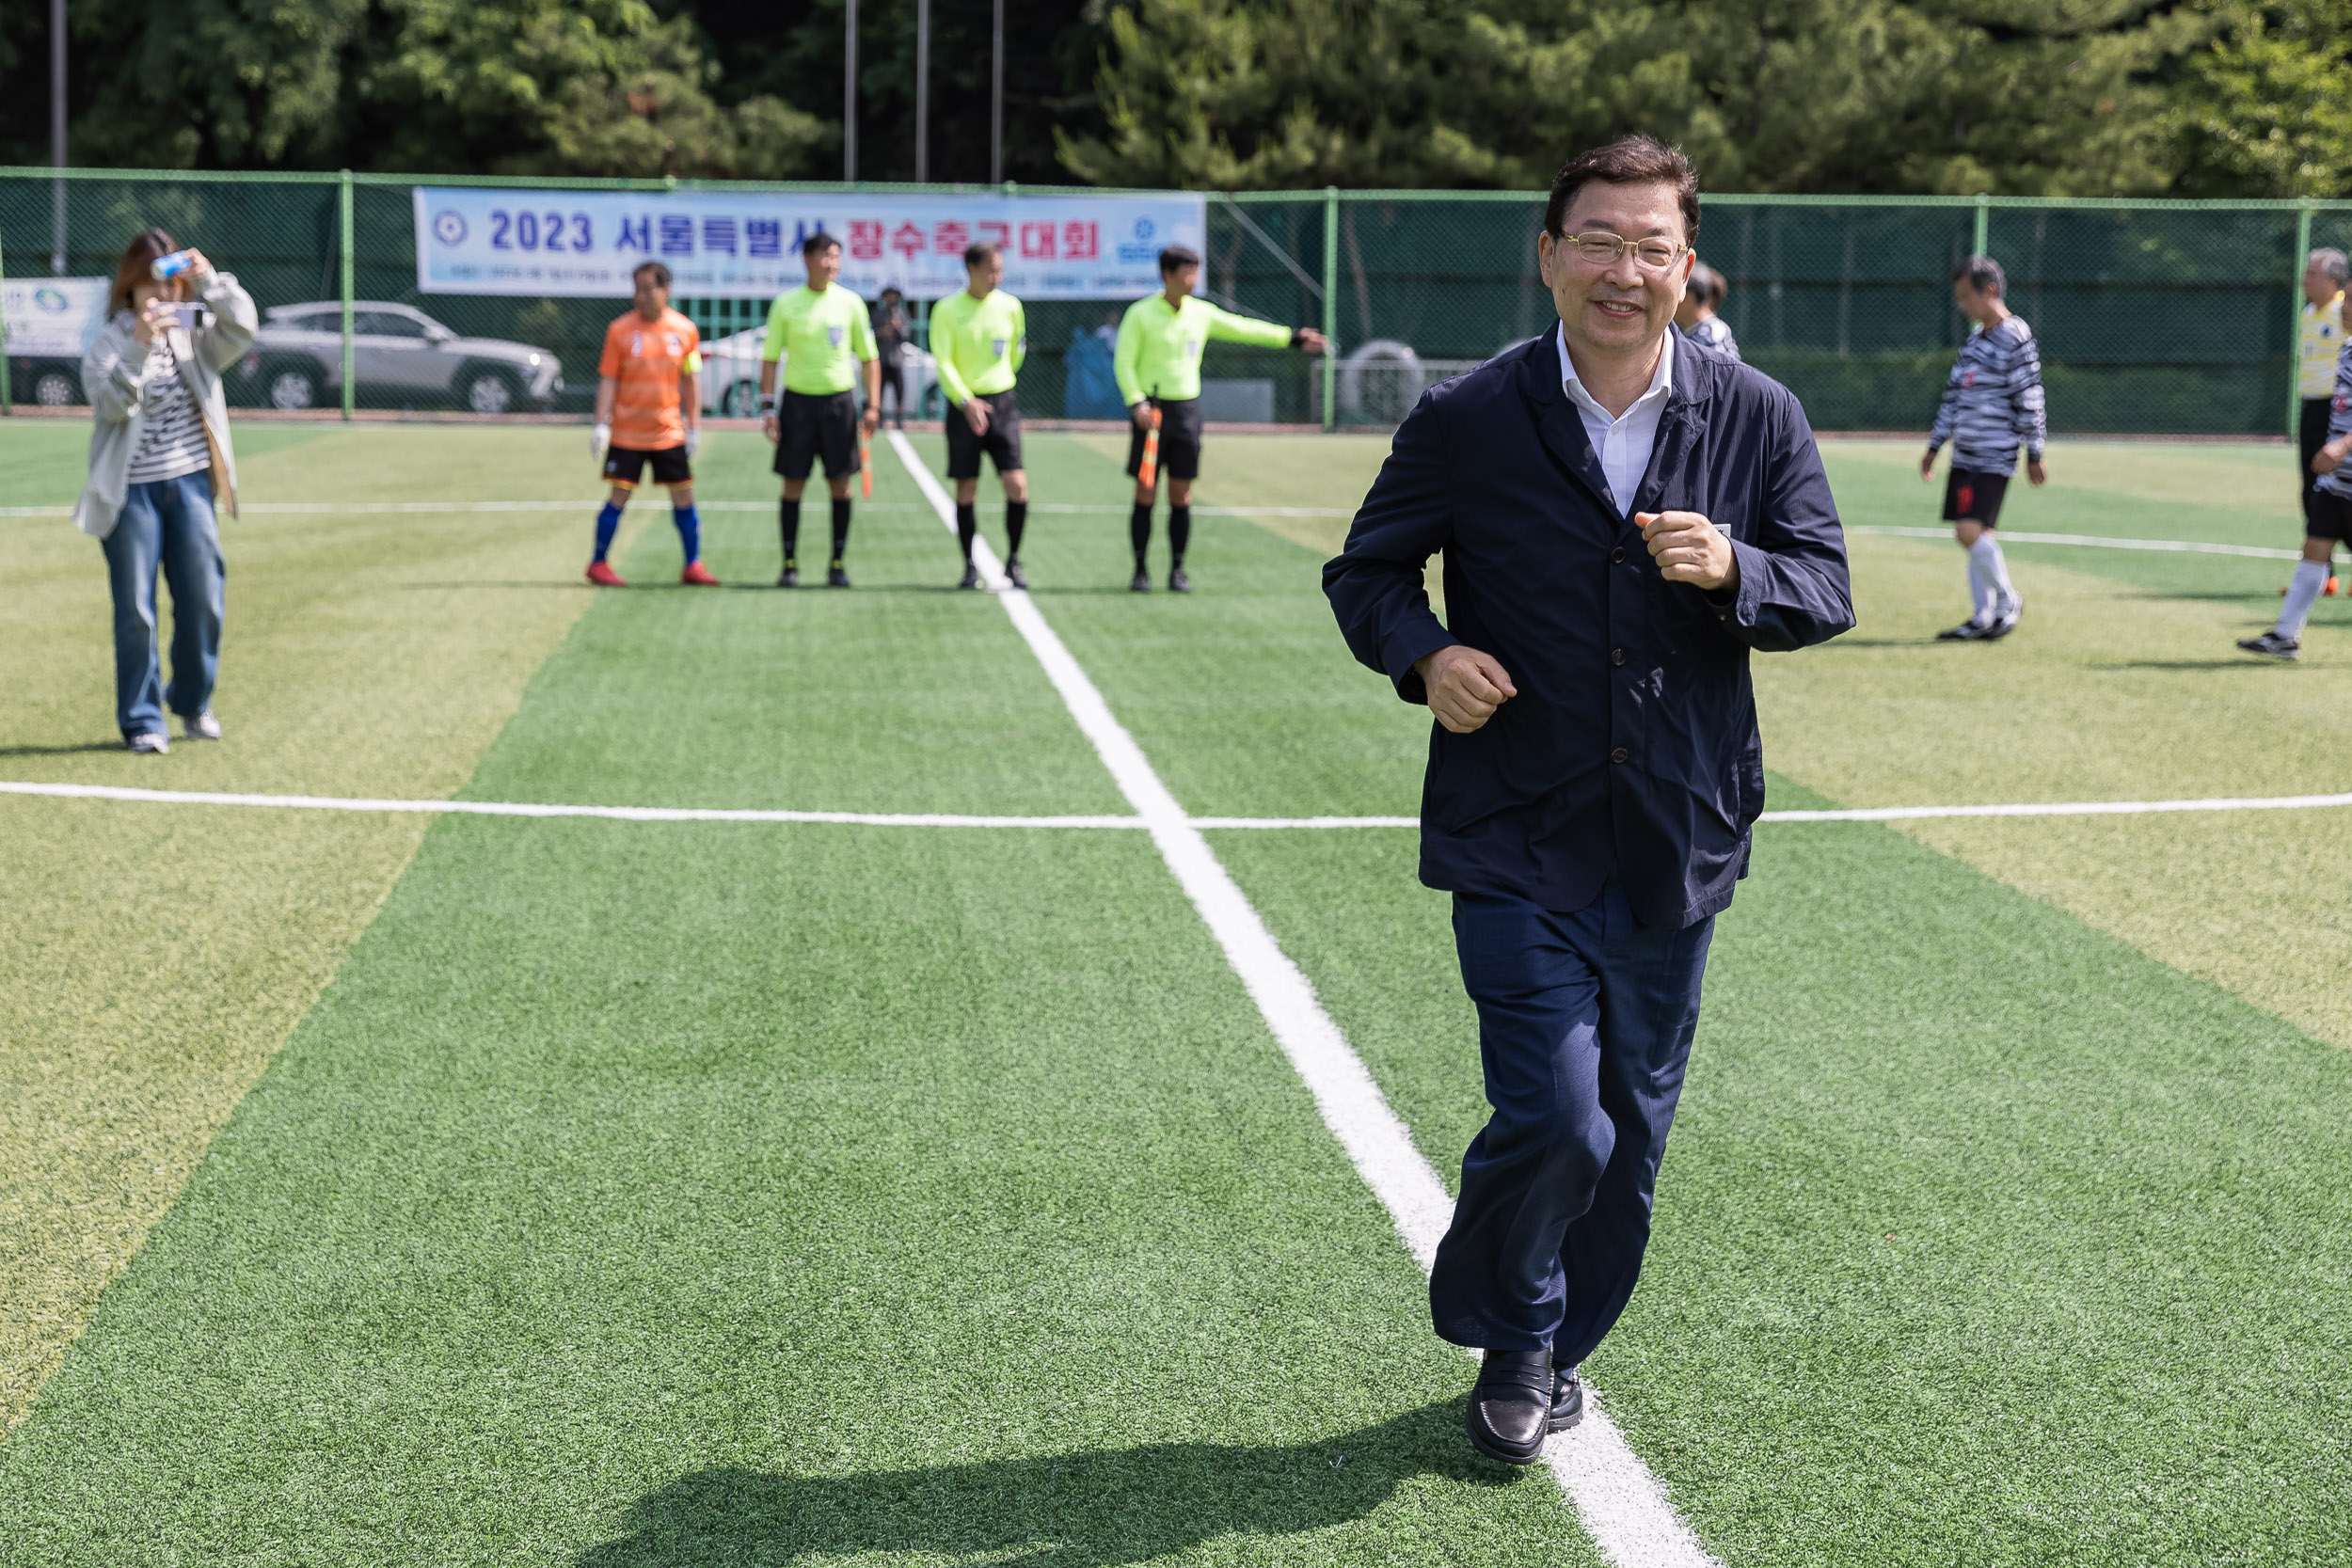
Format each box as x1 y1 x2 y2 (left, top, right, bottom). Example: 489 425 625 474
1414 644 1518 734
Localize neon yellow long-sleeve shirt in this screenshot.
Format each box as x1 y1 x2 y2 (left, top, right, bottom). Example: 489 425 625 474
929 287 1026 404
1113 293 1293 404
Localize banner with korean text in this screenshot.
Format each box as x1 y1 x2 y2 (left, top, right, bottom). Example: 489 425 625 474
413 188 1207 301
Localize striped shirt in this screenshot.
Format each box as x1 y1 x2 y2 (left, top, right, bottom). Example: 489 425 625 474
125 332 215 484
2315 339 2352 500
1927 314 2046 477
1688 315 1740 363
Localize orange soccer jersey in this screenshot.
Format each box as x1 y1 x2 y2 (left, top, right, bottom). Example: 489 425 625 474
598 308 703 451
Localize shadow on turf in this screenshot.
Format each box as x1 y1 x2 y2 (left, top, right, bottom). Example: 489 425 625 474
0 740 138 756
576 1399 1516 1566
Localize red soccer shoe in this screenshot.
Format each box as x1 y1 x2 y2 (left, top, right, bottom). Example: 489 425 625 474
680 562 721 586
586 561 628 587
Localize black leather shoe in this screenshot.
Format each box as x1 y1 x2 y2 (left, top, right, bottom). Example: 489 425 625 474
1466 1348 1551 1465
1550 1360 1584 1431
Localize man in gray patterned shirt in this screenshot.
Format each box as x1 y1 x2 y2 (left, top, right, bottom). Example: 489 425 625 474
1921 255 2047 641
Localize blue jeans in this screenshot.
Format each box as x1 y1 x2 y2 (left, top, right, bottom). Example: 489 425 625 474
1430 880 1715 1362
100 473 224 738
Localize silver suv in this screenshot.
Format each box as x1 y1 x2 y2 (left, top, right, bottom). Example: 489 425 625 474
241 301 564 413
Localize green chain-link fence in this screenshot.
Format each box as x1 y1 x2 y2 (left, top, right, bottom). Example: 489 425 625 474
5 167 2344 436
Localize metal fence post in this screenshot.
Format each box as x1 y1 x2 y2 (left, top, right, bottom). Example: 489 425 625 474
0 208 13 414
339 170 356 422
1972 193 1989 258
2291 200 2315 439
1322 187 1339 432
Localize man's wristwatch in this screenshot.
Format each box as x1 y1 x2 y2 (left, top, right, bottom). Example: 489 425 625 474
1289 326 1310 349
759 393 776 417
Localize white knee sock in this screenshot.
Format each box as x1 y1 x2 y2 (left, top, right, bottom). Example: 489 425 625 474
2279 560 2329 638
1970 534 2016 617
1964 548 1993 623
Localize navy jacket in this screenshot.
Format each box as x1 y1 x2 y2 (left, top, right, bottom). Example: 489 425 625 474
1324 329 1853 929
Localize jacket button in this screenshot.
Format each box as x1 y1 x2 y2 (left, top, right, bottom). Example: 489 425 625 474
1610 747 1629 765
1609 546 1627 564
1611 647 1626 666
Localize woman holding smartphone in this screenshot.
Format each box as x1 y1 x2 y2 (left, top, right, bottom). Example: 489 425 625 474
73 229 257 753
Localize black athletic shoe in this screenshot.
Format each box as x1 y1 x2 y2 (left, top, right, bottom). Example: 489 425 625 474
1981 594 2025 640
828 563 851 589
1129 569 1152 593
777 563 800 589
1466 1349 1552 1465
1003 557 1029 590
1936 618 1990 641
1168 567 1192 594
1550 1361 1585 1432
2237 630 2302 660
958 561 982 591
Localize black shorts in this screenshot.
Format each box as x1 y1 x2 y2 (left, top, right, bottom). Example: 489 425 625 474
1942 467 2010 527
2310 486 2352 542
1125 395 1204 482
2301 398 2335 534
774 389 863 481
602 445 691 488
945 390 1025 479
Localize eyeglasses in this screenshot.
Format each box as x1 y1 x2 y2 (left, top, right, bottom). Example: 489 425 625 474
1560 232 1689 272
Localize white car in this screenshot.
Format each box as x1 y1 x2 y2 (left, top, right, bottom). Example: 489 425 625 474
698 325 938 419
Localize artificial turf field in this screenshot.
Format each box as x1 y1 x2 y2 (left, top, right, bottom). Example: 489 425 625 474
2 416 2349 1564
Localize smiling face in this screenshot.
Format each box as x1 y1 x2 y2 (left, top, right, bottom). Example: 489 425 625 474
1538 180 1692 364
805 241 843 290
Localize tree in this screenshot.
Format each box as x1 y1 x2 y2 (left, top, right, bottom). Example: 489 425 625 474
1059 0 2347 197
7 0 822 178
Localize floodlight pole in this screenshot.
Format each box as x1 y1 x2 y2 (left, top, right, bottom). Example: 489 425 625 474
51 0 68 275
843 0 858 182
990 0 1004 185
914 0 930 182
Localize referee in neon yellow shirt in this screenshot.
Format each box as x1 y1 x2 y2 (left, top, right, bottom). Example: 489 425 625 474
759 230 880 588
931 241 1030 590
1115 245 1327 592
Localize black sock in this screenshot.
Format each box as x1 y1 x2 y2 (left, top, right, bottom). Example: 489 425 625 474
1130 502 1152 570
831 497 852 565
1005 499 1027 558
955 501 977 562
1169 504 1193 568
779 497 801 565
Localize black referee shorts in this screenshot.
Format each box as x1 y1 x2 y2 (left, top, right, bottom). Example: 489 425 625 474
945 389 1025 479
1125 396 1204 482
2301 397 2335 535
2311 487 2352 543
773 389 862 481
1942 467 2010 528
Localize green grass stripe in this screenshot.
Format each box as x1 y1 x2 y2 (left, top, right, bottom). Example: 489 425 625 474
1213 777 2352 1565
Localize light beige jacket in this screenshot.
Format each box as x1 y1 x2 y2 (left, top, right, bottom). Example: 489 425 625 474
73 269 259 540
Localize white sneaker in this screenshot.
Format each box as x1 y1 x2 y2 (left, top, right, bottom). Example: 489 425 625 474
128 732 169 754
182 711 222 740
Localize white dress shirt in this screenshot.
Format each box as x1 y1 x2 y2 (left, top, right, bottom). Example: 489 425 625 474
1557 324 1673 516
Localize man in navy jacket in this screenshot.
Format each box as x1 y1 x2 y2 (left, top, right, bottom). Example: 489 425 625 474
1324 136 1852 1466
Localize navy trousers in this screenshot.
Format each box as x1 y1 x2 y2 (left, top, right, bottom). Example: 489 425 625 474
1430 880 1714 1363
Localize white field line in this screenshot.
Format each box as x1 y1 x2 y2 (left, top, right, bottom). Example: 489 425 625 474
885 430 1716 1568
8 779 2346 829
1847 522 2302 561
0 781 1139 829
0 499 1342 519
